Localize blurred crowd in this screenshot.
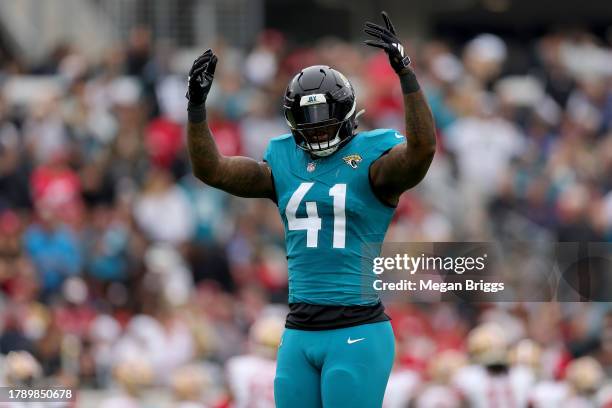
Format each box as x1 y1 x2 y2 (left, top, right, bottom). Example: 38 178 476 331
0 22 611 406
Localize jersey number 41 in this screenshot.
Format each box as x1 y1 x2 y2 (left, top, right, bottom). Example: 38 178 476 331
286 182 346 249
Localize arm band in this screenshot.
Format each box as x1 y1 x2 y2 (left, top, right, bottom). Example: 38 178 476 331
399 70 420 94
187 102 206 123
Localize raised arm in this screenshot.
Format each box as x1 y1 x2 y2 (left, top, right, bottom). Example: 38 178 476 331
364 12 436 206
186 49 275 200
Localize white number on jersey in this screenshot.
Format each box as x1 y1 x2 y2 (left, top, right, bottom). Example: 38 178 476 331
285 183 347 249
329 183 346 248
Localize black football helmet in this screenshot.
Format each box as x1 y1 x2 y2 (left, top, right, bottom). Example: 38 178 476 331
283 65 358 157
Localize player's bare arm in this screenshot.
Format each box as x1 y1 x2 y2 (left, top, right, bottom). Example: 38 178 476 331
186 49 275 199
365 12 436 206
187 121 274 199
369 89 436 205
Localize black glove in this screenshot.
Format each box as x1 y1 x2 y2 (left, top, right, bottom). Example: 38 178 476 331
186 49 217 121
364 11 411 75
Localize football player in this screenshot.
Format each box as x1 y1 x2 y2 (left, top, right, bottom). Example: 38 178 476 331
1 351 71 408
562 357 605 407
410 349 467 408
225 313 285 408
170 365 211 408
453 323 536 408
99 356 153 408
186 11 436 408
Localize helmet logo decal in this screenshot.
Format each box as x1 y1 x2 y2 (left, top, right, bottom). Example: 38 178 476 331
342 154 362 169
306 162 317 172
300 94 327 106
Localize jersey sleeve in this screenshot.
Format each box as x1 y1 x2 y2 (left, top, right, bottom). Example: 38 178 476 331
263 141 274 166
367 128 407 160
262 134 292 172
262 136 291 205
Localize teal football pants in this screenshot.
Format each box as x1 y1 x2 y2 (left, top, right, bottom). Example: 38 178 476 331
274 321 395 408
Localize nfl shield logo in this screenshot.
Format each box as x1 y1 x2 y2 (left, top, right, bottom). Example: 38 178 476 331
306 162 316 172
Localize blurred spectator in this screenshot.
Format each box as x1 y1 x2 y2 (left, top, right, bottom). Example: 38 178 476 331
23 212 82 298
133 168 195 244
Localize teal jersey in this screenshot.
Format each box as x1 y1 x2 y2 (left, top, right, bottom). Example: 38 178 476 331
263 129 405 306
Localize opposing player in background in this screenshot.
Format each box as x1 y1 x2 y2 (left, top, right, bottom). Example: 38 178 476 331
453 323 536 408
170 365 211 408
99 356 154 408
410 350 467 408
225 314 285 408
186 11 436 408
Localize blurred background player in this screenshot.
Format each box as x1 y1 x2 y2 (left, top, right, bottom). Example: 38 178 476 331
410 349 467 408
0 350 70 408
453 323 536 408
169 364 211 408
510 339 569 408
509 339 542 377
382 345 421 408
99 356 153 408
1 350 43 388
562 356 605 407
225 311 285 408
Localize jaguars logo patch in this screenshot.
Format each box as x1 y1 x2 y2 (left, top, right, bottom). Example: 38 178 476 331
343 154 362 169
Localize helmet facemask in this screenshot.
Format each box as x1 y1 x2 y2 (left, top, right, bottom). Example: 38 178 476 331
285 98 356 157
